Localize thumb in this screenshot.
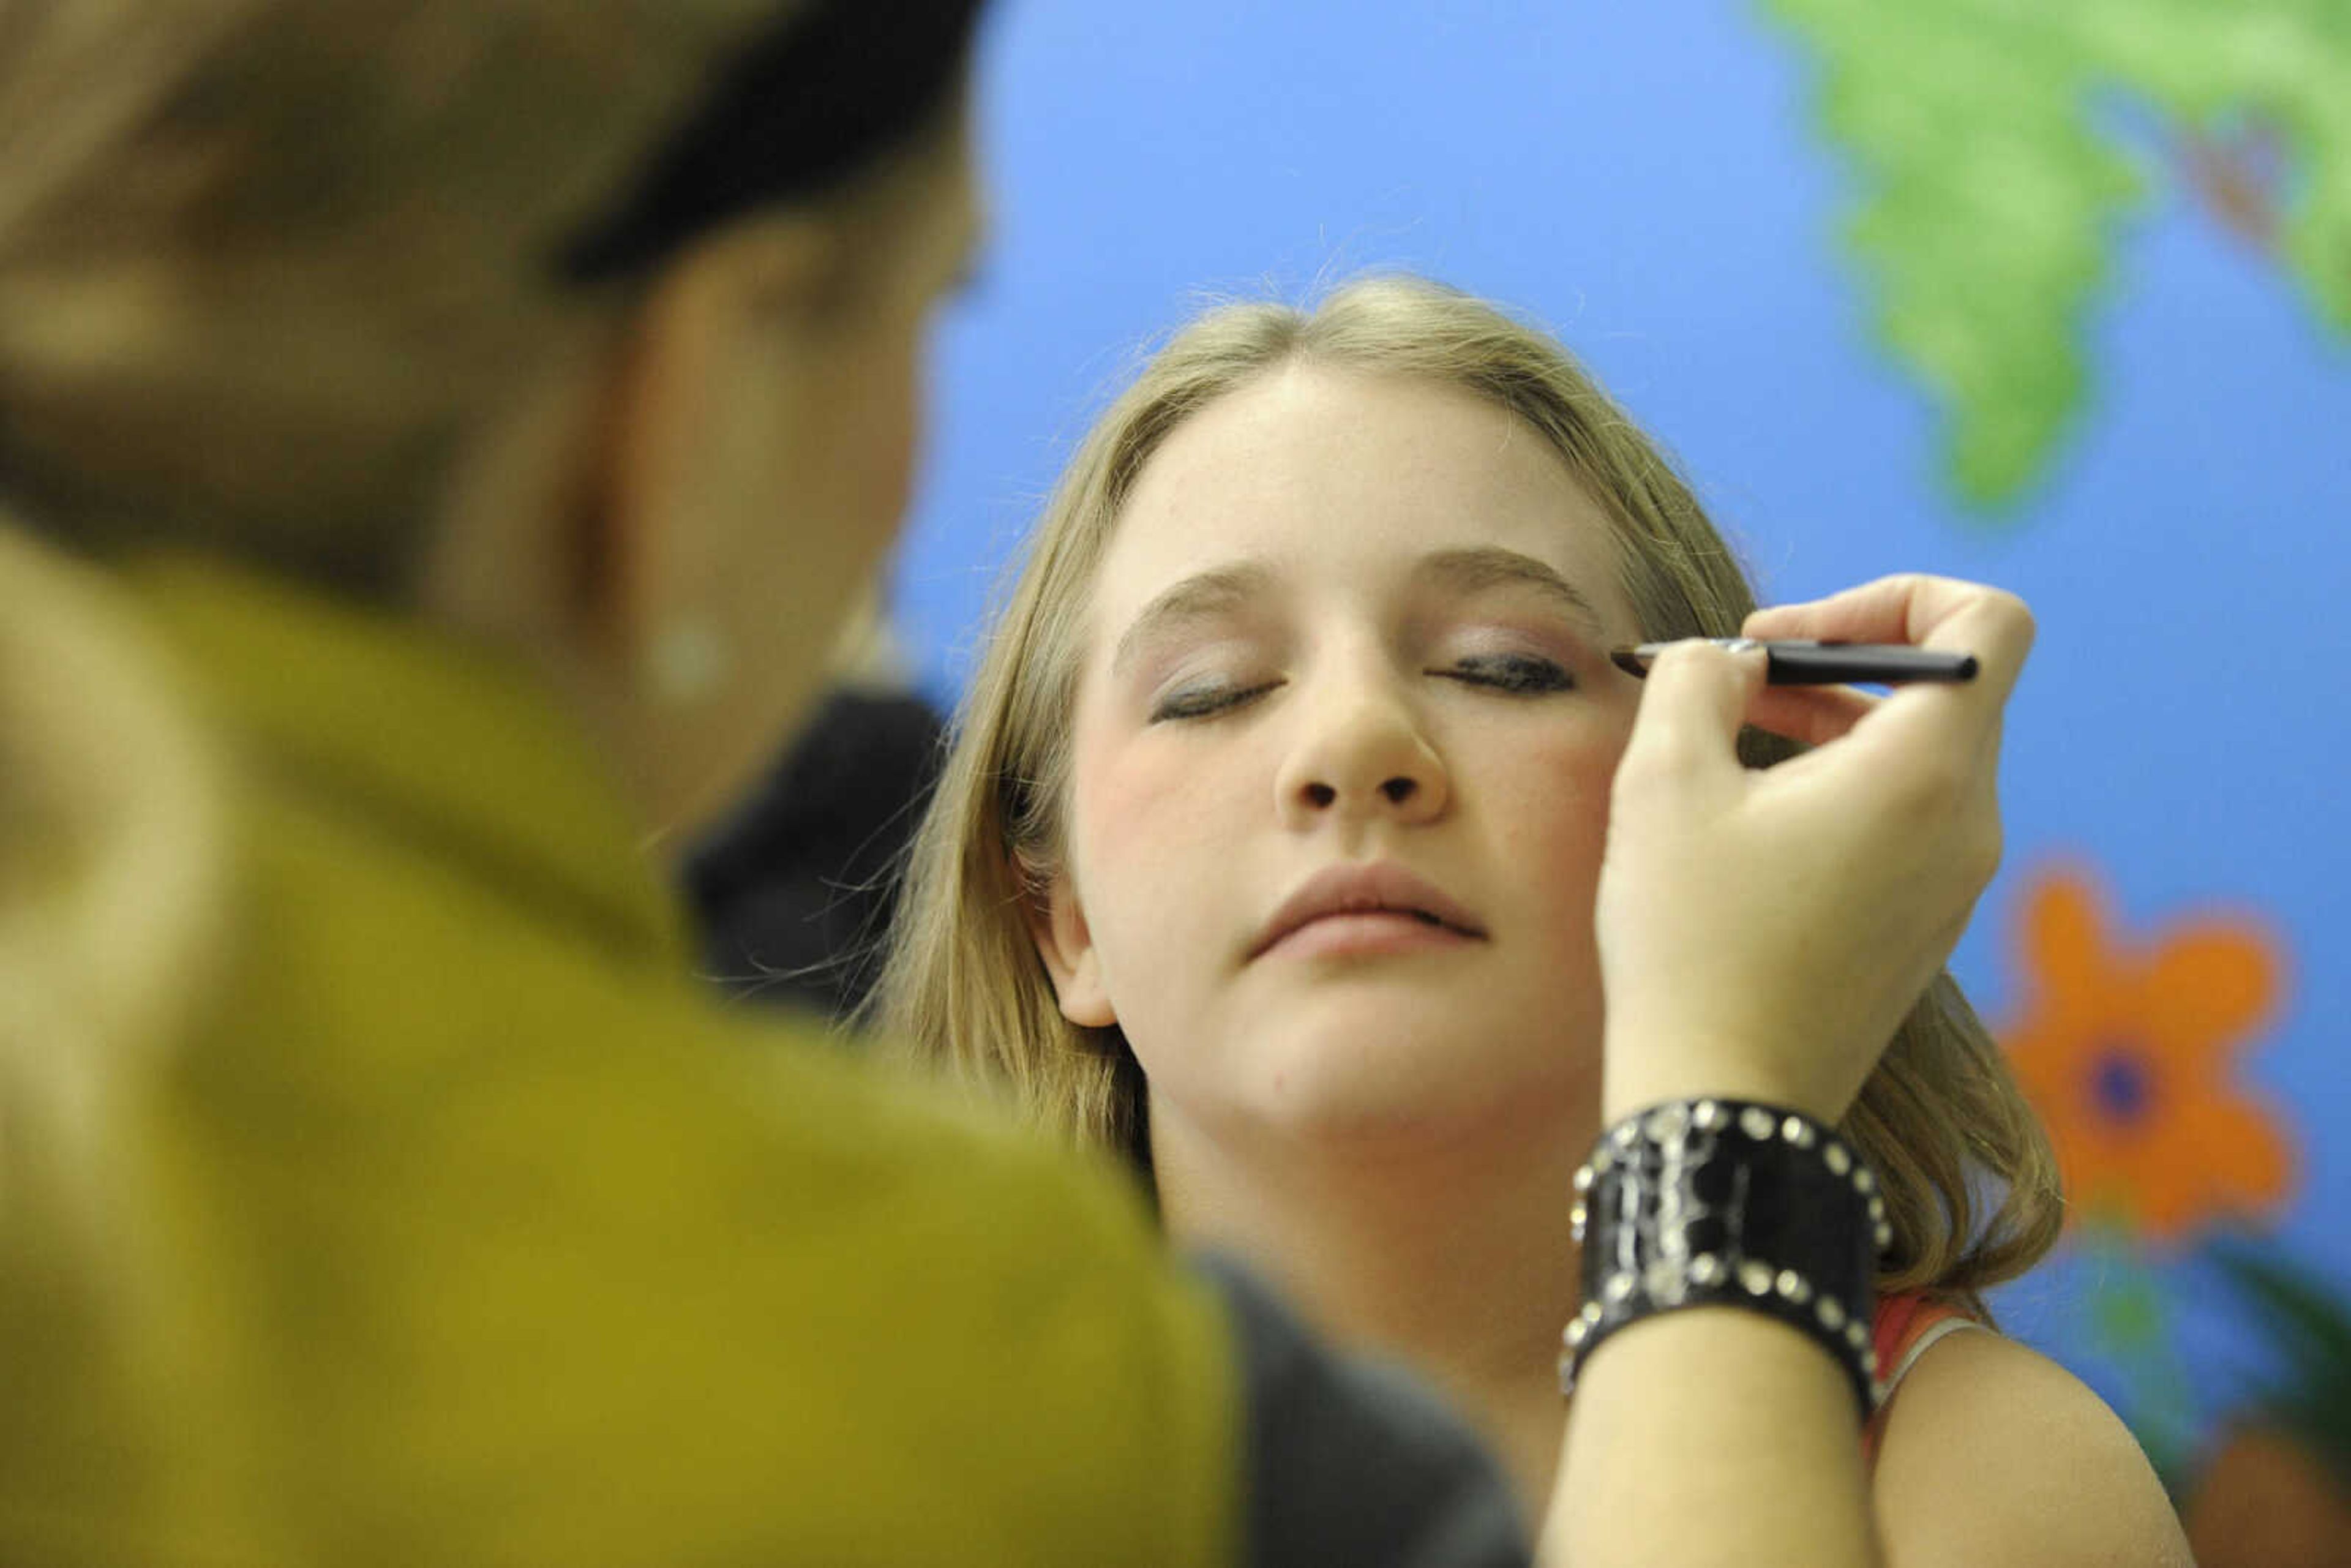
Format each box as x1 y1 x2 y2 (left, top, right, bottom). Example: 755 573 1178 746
1614 639 1768 801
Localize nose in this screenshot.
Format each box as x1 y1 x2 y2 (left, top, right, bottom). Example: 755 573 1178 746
1274 666 1450 829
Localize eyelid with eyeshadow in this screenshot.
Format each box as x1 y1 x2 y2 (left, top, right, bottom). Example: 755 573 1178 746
1148 649 1575 722
1135 637 1277 720
1147 675 1280 722
1436 651 1575 693
1423 609 1597 669
1131 591 1604 720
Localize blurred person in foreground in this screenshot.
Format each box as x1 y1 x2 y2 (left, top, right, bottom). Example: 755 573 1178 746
0 3 1529 1562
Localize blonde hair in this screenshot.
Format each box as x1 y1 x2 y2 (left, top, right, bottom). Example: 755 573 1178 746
872 275 2061 1309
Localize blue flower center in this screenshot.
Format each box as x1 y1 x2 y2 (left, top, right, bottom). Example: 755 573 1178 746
2088 1046 2154 1125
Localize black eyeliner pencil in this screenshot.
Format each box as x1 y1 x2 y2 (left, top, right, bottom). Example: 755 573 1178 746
1609 639 1979 686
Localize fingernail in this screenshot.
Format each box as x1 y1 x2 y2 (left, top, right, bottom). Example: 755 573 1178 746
1611 637 1763 676
1633 637 1761 654
1629 637 1758 654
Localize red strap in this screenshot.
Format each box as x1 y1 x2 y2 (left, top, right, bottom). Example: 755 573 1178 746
1872 1291 1927 1382
1862 1292 1976 1466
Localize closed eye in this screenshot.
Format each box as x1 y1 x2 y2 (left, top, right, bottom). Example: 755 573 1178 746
1150 680 1282 722
1436 654 1574 694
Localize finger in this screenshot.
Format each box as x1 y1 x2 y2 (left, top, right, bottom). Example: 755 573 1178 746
1745 574 2035 703
1772 688 2011 856
1744 576 1946 643
1616 638 1769 801
1743 683 1880 748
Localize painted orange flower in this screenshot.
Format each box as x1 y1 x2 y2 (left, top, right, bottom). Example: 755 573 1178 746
2000 864 2297 1245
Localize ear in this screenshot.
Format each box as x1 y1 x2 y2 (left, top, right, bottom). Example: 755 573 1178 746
1027 866 1119 1029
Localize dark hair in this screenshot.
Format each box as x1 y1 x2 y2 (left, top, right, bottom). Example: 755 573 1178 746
563 0 991 280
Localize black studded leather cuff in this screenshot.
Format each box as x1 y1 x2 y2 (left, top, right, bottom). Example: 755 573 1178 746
1559 1098 1888 1418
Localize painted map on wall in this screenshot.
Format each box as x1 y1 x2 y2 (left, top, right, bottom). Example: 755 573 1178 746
1771 0 2350 508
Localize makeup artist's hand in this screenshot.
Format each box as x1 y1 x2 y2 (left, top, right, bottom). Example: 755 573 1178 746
1593 574 2034 1124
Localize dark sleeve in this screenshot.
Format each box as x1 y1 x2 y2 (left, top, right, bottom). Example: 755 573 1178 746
1194 1255 1533 1568
681 689 945 1019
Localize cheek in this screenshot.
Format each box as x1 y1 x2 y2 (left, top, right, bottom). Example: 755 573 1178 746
1072 732 1232 906
1480 724 1631 932
814 324 923 558
1065 716 1271 986
869 332 922 527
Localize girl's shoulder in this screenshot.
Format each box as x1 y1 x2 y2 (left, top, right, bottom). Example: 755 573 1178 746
1865 1291 1990 1466
1863 1294 2195 1565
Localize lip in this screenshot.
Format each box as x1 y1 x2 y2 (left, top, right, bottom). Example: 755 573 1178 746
1250 861 1488 961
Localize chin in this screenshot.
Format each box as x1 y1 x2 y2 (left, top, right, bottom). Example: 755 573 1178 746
1236 997 1591 1150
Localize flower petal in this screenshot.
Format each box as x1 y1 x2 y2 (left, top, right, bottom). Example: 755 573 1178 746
2012 868 2132 1037
2140 918 2284 1068
2129 1089 2297 1244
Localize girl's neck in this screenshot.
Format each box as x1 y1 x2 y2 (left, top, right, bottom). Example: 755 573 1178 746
1153 1101 1592 1521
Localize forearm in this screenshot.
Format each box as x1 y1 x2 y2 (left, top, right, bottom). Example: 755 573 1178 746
1539 1307 1878 1568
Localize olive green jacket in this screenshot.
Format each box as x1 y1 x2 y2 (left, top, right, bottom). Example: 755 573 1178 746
2 557 1237 1565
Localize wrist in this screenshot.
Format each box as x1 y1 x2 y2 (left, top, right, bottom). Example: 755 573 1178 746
1561 1096 1890 1419
1600 1056 1845 1127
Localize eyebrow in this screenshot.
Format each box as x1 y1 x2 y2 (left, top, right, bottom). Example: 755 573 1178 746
1413 546 1609 639
1111 561 1277 680
1109 547 1610 678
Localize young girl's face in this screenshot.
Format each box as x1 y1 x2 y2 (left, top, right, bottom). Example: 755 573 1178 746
1040 364 1649 1158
